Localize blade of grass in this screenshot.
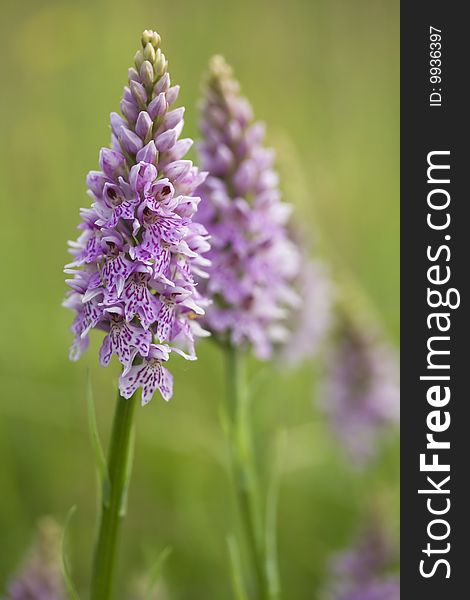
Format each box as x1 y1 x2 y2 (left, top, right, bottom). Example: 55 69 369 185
119 423 135 517
145 546 173 600
227 535 249 600
61 506 81 600
86 371 111 507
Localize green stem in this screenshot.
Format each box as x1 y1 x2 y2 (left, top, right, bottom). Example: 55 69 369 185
90 391 136 600
225 346 268 600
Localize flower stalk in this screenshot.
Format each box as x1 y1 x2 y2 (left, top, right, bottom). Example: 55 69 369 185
225 346 269 600
90 391 136 600
196 56 292 600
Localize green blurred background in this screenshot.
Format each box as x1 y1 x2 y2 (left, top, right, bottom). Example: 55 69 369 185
0 0 399 597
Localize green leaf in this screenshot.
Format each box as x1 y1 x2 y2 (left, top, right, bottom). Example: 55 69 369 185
145 546 173 600
227 535 248 600
119 422 135 516
86 371 111 507
61 506 81 600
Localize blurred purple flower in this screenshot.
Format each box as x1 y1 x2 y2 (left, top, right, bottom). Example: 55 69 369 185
196 56 302 359
331 578 399 600
280 247 333 367
320 313 399 465
63 30 210 404
5 518 65 600
324 525 399 600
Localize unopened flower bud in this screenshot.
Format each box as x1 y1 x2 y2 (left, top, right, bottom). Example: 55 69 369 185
148 92 167 120
155 128 177 152
119 126 143 155
143 41 156 63
165 159 191 181
130 80 147 109
163 107 185 130
120 99 139 123
150 31 161 48
135 111 153 141
136 140 158 164
141 29 153 45
110 111 126 137
154 72 170 94
128 67 140 83
140 60 154 89
99 147 127 179
134 49 144 70
166 84 180 106
142 29 160 49
155 58 168 78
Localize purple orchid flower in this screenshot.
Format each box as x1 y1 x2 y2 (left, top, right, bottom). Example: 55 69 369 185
119 344 173 404
64 30 210 404
195 56 303 359
320 309 399 465
323 524 400 600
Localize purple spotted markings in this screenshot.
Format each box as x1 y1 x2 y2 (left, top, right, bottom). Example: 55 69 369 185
99 312 152 373
63 30 210 404
119 344 173 404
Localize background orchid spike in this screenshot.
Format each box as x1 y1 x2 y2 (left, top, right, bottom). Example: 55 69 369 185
278 224 333 368
322 523 399 600
319 289 400 466
63 30 211 405
6 518 66 600
196 55 302 359
280 257 333 367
